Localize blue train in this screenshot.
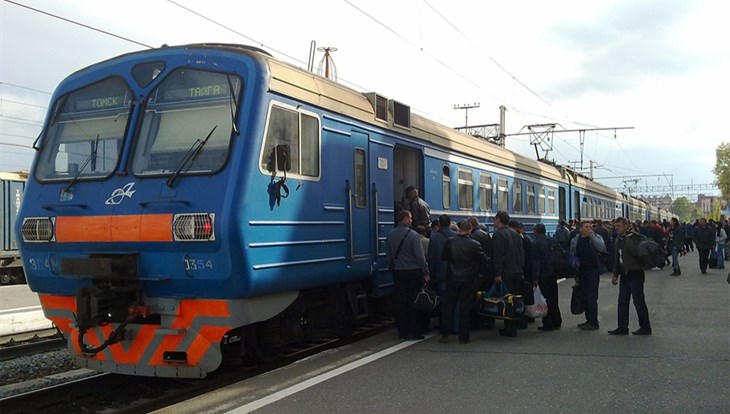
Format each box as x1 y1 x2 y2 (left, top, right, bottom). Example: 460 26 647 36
17 44 670 378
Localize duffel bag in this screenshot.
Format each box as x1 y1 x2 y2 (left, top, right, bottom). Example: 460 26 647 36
476 283 524 320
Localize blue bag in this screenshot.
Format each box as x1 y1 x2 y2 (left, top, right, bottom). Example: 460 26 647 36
476 283 524 320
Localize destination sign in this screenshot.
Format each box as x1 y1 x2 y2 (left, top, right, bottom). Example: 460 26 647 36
75 93 131 111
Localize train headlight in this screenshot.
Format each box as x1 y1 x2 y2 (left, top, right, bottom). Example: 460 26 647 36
172 213 215 241
21 217 56 242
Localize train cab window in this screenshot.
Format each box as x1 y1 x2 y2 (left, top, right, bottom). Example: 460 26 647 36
457 169 473 210
548 189 556 215
538 188 546 215
442 165 451 209
132 69 242 176
479 174 493 212
497 177 509 211
513 181 523 213
354 148 366 208
526 184 536 214
260 104 321 179
36 77 132 182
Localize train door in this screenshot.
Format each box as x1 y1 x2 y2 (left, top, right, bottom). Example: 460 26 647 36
558 187 567 222
369 137 395 296
573 190 581 220
393 145 423 215
349 132 373 267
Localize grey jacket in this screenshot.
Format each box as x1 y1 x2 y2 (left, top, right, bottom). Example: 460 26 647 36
386 224 429 275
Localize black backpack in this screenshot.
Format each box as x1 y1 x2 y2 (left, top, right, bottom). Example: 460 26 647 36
637 238 665 269
546 242 577 277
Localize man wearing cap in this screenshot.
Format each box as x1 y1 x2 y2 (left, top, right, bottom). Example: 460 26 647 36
404 186 431 231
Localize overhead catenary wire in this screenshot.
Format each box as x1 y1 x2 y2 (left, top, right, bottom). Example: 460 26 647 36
0 0 670 187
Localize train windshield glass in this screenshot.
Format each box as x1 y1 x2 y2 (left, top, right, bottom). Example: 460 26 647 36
131 69 242 176
35 77 132 182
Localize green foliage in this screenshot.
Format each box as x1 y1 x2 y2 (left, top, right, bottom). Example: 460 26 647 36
671 197 695 222
713 142 730 199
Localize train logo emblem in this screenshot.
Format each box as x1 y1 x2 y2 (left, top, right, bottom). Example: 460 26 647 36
105 182 136 205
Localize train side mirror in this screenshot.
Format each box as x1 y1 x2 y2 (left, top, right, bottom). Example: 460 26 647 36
276 144 291 172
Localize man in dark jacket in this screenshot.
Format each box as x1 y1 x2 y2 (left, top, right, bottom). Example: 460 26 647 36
608 217 652 335
386 210 430 340
692 218 715 274
427 214 456 297
532 223 561 331
467 216 492 280
491 211 525 337
570 221 607 331
439 220 490 344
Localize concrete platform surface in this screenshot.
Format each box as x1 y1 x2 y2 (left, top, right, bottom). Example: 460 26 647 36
155 250 730 414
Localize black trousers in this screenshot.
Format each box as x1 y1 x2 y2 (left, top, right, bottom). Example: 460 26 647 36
538 277 562 329
393 269 424 338
698 248 710 272
617 270 651 331
441 279 477 341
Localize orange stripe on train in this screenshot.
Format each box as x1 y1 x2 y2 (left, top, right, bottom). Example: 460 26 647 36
56 214 173 242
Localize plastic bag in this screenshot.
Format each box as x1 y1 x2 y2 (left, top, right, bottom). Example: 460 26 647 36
525 285 548 318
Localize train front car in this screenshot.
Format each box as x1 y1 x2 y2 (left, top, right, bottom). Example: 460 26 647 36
16 45 305 378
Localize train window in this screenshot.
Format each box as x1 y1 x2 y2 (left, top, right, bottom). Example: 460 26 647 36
36 77 132 182
354 148 366 208
512 181 523 213
526 184 536 214
479 174 493 212
457 169 473 210
548 189 556 215
260 104 321 179
442 165 451 209
132 69 242 176
538 188 546 215
497 177 509 211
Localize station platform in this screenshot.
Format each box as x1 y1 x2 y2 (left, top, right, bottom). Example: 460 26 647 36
158 250 730 413
0 284 52 336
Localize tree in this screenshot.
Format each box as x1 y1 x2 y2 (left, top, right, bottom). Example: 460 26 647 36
712 142 730 199
671 197 695 222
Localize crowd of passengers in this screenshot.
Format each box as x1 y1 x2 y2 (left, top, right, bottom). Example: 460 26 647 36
387 186 726 344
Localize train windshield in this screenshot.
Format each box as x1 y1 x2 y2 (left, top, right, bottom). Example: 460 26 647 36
131 69 242 176
35 77 132 182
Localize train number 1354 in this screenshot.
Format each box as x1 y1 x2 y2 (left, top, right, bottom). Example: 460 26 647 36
184 259 213 271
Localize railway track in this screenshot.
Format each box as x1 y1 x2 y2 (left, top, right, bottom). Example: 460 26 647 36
0 328 65 361
0 317 394 414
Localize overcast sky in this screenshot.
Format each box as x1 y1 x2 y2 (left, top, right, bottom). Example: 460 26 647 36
1 0 728 198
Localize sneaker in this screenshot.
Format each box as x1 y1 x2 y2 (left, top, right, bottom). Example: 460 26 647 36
578 322 599 331
537 326 555 331
607 328 629 335
632 328 652 336
438 335 450 344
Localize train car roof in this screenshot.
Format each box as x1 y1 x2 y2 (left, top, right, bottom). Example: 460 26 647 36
262 49 566 182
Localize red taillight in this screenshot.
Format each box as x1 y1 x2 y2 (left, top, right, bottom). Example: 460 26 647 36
172 213 215 241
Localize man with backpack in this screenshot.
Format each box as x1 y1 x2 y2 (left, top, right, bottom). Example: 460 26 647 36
608 217 652 336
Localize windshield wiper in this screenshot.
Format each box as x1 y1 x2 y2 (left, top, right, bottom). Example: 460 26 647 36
227 75 239 136
62 134 99 195
166 125 217 188
34 95 69 150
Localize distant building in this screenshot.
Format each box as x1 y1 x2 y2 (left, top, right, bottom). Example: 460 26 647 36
643 194 672 211
696 194 723 216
